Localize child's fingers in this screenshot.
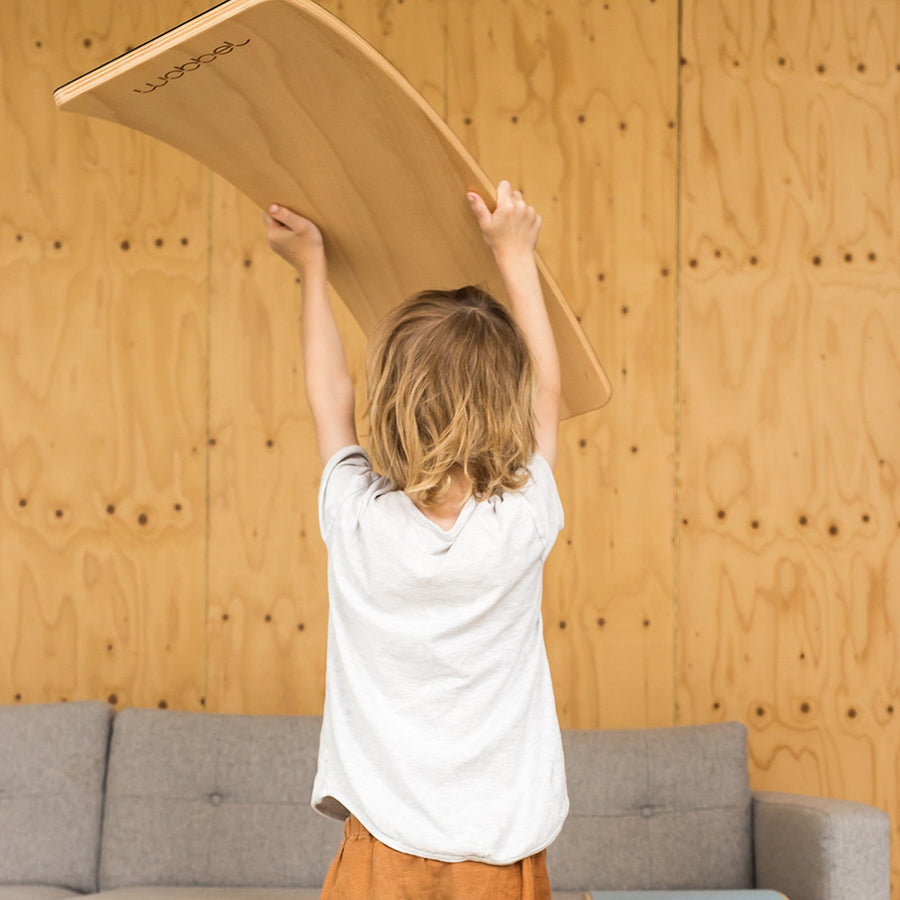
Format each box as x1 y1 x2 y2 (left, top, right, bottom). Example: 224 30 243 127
268 204 318 236
262 210 285 244
498 181 531 219
466 191 493 230
268 203 299 229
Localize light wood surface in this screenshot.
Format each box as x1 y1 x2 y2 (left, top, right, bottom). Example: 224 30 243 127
202 0 450 716
678 0 900 894
204 179 335 715
0 0 212 712
53 0 611 419
445 0 678 728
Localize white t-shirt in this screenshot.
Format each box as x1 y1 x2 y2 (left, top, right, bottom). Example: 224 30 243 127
311 444 568 865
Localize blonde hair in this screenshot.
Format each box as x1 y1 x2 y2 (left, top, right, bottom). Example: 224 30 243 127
365 286 536 509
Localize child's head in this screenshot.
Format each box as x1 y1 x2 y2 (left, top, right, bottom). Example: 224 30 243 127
366 285 536 508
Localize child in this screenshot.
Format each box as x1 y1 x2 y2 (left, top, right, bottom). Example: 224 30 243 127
263 181 567 899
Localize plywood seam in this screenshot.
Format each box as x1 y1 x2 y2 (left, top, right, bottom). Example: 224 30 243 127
672 0 685 729
204 169 215 714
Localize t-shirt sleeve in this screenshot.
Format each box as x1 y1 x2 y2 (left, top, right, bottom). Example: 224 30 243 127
521 452 566 560
318 444 379 542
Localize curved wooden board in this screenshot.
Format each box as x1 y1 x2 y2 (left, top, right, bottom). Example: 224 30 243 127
54 0 611 417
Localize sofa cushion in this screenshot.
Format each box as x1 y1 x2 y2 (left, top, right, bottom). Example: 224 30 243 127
587 893 787 899
98 710 343 890
0 701 113 893
0 889 85 899
83 890 321 899
548 722 753 891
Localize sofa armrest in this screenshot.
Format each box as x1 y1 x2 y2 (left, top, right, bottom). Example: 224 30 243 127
752 789 890 900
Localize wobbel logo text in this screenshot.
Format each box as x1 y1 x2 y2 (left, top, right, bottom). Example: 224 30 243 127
133 39 251 94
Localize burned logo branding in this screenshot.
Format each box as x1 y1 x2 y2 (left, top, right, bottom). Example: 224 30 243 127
133 39 251 94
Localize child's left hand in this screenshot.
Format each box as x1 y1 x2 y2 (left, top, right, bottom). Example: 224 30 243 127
467 180 541 261
263 204 325 272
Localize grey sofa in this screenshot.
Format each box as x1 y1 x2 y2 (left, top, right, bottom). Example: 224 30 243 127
0 702 889 900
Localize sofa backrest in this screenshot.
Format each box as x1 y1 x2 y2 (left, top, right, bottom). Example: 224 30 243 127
0 700 113 893
98 708 343 890
547 721 753 892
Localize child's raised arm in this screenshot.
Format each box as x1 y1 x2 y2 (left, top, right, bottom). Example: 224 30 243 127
467 181 561 469
264 204 358 465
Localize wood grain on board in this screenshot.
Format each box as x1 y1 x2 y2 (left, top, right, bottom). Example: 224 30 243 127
53 0 611 419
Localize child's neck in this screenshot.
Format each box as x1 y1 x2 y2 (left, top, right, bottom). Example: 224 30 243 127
413 468 472 532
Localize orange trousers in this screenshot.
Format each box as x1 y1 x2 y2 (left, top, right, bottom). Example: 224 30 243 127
320 815 553 900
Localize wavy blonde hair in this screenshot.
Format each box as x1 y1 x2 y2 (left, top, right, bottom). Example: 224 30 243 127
365 285 536 509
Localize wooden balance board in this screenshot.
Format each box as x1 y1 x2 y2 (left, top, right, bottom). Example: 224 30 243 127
54 0 611 418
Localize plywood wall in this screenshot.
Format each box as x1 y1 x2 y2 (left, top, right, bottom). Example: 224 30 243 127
0 0 213 711
445 0 679 729
1 0 897 893
678 2 900 894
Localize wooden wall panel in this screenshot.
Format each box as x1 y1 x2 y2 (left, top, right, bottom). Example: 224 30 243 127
448 0 679 728
0 0 210 710
204 0 448 714
204 182 334 715
678 0 900 892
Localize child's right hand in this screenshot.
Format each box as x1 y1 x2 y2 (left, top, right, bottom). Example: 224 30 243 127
466 180 541 260
263 204 325 272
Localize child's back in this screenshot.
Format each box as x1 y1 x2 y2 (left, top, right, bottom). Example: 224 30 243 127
313 441 567 862
264 181 565 898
